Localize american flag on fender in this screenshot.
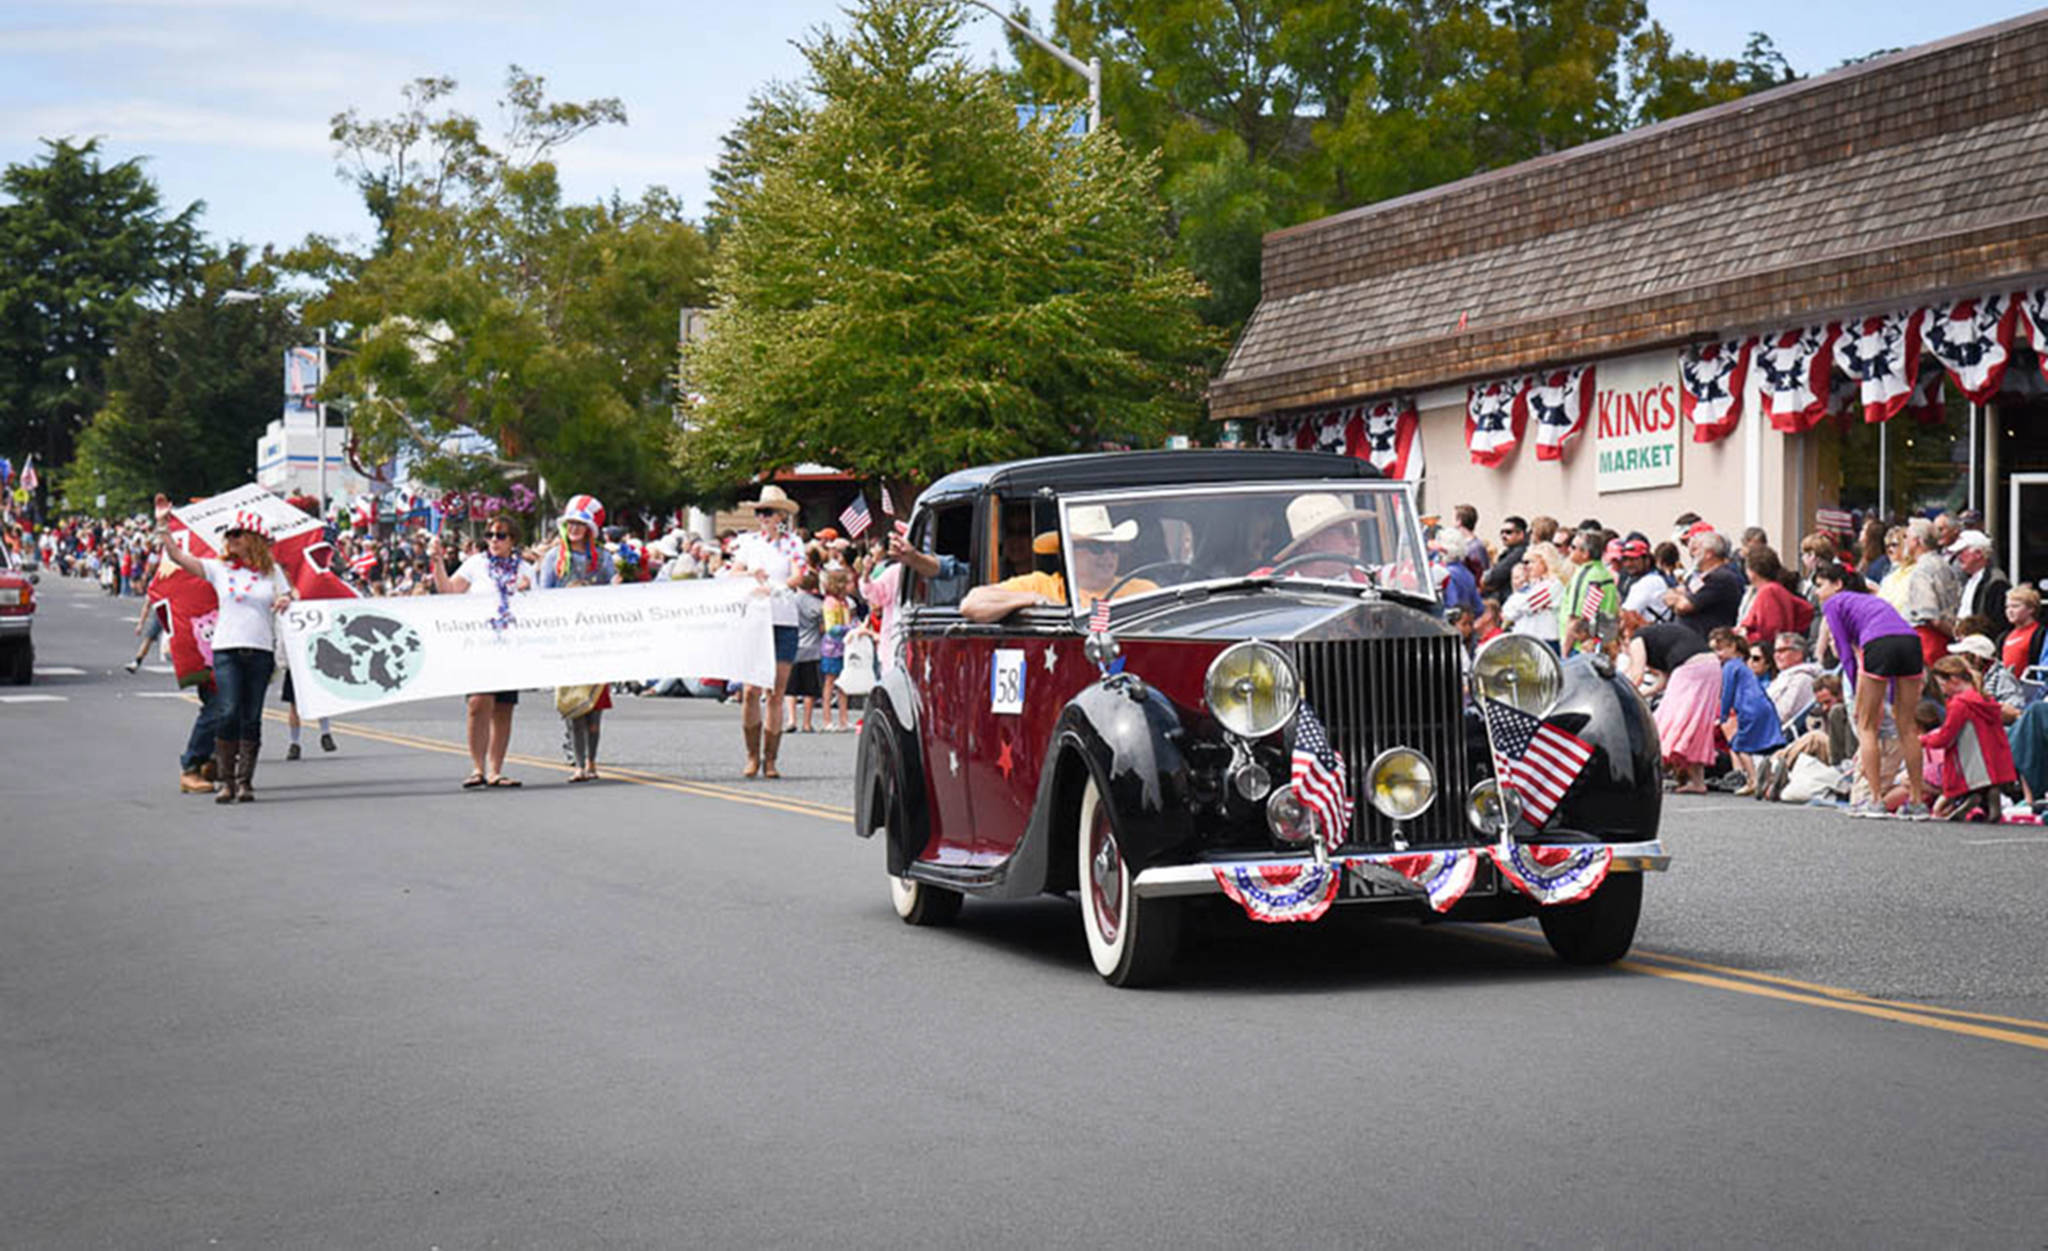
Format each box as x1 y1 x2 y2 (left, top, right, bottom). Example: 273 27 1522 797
1525 582 1554 611
839 494 872 538
1580 581 1606 622
1291 702 1352 852
1087 598 1112 634
1480 700 1594 827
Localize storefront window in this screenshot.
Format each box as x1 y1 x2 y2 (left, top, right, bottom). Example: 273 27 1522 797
1831 380 1969 518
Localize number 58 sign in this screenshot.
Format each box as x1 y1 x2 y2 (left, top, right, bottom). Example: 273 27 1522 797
990 649 1026 715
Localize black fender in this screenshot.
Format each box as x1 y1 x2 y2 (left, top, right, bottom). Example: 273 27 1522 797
1542 654 1663 841
1014 673 1196 895
854 684 930 879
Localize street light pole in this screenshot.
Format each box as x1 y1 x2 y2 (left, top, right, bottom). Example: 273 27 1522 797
956 0 1100 133
317 326 329 517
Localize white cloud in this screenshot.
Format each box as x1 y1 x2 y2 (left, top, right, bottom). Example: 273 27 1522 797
0 99 333 155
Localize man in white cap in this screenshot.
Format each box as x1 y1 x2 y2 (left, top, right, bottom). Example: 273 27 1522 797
1950 530 2009 630
960 504 1154 622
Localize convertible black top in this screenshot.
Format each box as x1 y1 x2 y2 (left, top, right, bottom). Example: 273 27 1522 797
922 449 1382 500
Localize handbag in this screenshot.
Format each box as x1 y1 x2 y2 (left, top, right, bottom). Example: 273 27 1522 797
555 684 604 718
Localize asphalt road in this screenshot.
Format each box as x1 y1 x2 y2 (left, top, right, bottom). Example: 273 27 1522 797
5 576 2046 1248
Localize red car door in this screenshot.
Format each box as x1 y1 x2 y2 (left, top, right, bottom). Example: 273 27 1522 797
962 627 1091 862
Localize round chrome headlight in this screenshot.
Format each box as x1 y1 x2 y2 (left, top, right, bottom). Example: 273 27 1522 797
1264 784 1317 844
1472 633 1563 716
1367 747 1437 821
1464 777 1523 833
1205 641 1299 739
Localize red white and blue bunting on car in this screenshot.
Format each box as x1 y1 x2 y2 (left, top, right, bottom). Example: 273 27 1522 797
1252 400 1424 480
1215 860 1341 923
1211 843 1611 924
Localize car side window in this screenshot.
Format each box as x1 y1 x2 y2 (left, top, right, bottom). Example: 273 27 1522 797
910 503 975 607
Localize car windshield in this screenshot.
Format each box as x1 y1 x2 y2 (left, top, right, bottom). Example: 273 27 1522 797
1054 481 1432 615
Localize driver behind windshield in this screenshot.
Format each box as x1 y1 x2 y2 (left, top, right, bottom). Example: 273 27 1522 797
960 504 1158 622
1251 493 1375 582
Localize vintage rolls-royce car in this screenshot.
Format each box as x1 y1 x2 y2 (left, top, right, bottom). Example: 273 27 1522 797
854 451 1669 986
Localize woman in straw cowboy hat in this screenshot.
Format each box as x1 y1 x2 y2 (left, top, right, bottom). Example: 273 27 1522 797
157 506 295 803
724 484 807 777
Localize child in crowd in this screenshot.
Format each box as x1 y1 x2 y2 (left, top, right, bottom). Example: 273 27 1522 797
1920 656 2018 820
1887 700 1948 814
787 569 825 732
1710 626 1786 795
819 567 853 732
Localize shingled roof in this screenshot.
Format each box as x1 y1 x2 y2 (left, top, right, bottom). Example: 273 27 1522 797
1209 11 2048 423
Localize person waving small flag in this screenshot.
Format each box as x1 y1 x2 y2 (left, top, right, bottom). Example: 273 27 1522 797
839 494 872 539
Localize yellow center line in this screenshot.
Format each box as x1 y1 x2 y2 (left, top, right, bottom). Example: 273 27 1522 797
257 709 854 823
1470 923 2048 1050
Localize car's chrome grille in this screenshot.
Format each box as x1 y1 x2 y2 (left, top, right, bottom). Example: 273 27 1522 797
1296 634 1471 849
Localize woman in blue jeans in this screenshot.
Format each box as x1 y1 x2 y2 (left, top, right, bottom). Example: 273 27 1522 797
159 508 294 802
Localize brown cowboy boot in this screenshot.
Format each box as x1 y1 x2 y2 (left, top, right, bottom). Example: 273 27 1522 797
761 728 783 779
214 741 241 804
235 739 258 802
742 720 762 778
179 767 214 794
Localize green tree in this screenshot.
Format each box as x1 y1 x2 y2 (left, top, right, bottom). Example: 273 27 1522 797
67 249 300 515
684 0 1220 494
0 138 204 490
1003 1 1798 332
301 68 713 506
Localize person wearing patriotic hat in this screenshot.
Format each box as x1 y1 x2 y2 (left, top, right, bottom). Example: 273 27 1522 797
539 494 622 783
724 484 806 778
157 507 294 803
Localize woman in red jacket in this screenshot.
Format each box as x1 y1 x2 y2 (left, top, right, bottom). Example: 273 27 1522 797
1740 545 1813 644
1921 656 2018 819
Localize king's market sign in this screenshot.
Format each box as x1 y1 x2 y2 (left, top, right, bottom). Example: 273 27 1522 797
1594 352 1683 493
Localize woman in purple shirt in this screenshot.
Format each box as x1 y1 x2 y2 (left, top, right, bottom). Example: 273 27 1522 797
1814 563 1929 818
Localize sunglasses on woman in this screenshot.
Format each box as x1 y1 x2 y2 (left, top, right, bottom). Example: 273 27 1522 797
487 530 513 540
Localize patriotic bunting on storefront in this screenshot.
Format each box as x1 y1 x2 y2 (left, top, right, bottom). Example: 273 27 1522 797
1677 339 1752 443
1922 293 2019 403
1358 399 1424 480
2018 289 2048 388
1523 365 1595 461
1833 309 1924 424
1753 325 1840 432
1465 378 1526 467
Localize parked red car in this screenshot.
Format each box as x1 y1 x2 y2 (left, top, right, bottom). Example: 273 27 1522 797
0 563 34 684
855 451 1670 986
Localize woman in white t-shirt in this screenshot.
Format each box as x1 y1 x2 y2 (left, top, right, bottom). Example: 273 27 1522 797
428 519 535 789
159 509 294 803
722 485 807 779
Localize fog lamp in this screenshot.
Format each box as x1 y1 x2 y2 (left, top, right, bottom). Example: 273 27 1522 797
1232 761 1273 803
1265 784 1317 845
1464 778 1523 833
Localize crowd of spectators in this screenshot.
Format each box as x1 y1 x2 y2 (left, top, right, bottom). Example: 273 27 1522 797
1423 500 2045 821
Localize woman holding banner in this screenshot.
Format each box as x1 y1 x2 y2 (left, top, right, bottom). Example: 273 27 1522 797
429 518 535 789
539 495 621 782
158 510 294 803
725 485 806 779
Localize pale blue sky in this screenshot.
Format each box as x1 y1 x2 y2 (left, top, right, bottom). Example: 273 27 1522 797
2 0 2041 255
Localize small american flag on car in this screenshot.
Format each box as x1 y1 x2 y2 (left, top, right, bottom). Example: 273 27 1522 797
1291 702 1352 852
1087 598 1112 634
1480 699 1594 828
839 494 872 538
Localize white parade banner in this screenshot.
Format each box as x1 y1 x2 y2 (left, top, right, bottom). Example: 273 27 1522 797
278 578 776 721
1593 351 1683 493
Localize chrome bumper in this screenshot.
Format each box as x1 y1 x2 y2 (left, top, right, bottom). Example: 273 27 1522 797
0 614 32 634
1132 839 1671 899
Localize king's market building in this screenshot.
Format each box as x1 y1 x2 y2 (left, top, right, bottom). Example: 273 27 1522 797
1209 11 2048 586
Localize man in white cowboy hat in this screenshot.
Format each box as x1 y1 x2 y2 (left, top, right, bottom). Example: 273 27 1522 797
961 504 1155 622
723 483 807 777
1249 492 1376 582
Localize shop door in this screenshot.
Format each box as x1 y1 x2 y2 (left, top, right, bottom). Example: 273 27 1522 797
2009 473 2048 589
